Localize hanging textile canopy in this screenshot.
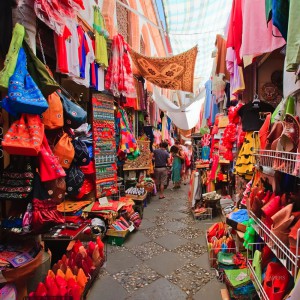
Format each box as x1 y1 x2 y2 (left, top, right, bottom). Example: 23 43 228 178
162 0 232 86
153 87 205 130
129 46 197 93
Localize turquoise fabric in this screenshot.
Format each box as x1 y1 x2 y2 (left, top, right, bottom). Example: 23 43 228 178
171 156 182 183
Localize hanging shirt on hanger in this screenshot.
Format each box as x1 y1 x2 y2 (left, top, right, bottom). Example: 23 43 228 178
65 19 80 78
77 25 89 79
238 101 275 132
54 26 72 74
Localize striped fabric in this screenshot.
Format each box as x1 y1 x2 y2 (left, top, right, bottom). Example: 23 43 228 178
162 0 232 86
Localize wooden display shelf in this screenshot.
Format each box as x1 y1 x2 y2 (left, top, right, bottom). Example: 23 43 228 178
123 166 151 171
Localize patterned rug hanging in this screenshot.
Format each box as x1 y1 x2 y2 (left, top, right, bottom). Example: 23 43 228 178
129 46 198 93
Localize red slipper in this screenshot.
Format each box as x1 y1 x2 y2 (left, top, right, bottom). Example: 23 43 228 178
159 196 166 199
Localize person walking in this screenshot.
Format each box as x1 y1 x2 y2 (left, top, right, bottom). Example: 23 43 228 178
153 141 171 199
170 144 185 189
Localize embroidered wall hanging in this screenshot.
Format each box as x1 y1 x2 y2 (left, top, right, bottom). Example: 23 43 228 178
129 46 198 93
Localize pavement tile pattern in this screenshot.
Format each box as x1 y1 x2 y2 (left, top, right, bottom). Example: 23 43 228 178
87 185 223 300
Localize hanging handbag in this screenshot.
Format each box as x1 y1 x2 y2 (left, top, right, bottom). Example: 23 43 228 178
0 157 34 200
65 164 84 196
58 92 87 129
42 177 66 205
1 47 48 116
41 91 64 129
72 138 90 166
2 114 44 156
38 135 66 182
53 133 75 169
31 173 65 233
23 40 59 98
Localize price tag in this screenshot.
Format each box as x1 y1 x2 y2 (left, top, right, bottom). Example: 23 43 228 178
128 223 135 232
99 197 109 205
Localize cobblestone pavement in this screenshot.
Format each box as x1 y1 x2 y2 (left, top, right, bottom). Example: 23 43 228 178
87 184 224 300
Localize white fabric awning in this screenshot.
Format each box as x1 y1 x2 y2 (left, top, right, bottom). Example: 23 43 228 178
153 87 205 130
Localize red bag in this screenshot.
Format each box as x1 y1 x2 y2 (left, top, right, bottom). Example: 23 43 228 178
38 135 66 182
2 114 44 156
31 198 65 232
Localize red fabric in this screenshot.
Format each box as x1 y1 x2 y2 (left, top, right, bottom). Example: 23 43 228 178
54 26 72 74
226 0 243 66
124 97 137 110
38 135 66 182
90 40 97 88
91 201 119 212
77 26 89 74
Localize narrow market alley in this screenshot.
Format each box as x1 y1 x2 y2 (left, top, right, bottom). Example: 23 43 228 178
88 185 224 300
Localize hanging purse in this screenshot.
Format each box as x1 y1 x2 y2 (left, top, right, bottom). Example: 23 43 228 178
38 135 66 182
41 91 64 129
42 177 66 205
72 138 90 166
58 92 87 129
2 114 44 156
65 164 84 196
1 48 49 116
53 133 75 169
31 173 65 233
23 40 59 98
0 157 34 200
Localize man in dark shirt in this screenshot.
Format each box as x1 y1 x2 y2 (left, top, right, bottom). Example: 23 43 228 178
153 141 171 199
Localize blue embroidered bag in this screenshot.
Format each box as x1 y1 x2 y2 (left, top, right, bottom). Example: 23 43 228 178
58 92 87 129
1 47 48 116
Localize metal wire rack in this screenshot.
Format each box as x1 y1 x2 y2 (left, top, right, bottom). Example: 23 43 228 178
246 243 269 300
249 210 300 277
253 149 300 178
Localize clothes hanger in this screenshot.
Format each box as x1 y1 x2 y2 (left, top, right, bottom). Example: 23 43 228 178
252 94 260 108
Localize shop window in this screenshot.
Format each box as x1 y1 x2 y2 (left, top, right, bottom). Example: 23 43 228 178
116 0 131 45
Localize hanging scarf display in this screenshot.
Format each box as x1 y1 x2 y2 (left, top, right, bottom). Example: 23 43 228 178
105 34 136 98
116 108 139 159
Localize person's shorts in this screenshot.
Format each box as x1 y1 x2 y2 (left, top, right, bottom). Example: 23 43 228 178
154 167 168 186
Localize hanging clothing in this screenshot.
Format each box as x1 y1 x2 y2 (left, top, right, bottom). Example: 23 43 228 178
238 101 275 132
234 132 258 180
93 6 108 67
226 0 243 66
77 26 89 78
268 0 289 41
240 0 285 60
204 80 212 119
215 34 230 80
65 19 80 78
226 47 245 100
286 0 300 72
72 32 94 87
54 26 72 74
105 34 136 98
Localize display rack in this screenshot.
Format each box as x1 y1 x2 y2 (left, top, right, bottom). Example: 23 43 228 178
250 210 300 276
254 149 300 178
92 93 118 198
246 243 269 300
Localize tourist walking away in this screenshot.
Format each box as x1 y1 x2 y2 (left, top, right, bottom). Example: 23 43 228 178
153 141 171 199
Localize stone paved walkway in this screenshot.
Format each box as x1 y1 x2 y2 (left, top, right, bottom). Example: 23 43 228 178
87 185 224 300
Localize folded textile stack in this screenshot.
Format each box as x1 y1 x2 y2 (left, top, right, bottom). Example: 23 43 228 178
224 268 256 299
